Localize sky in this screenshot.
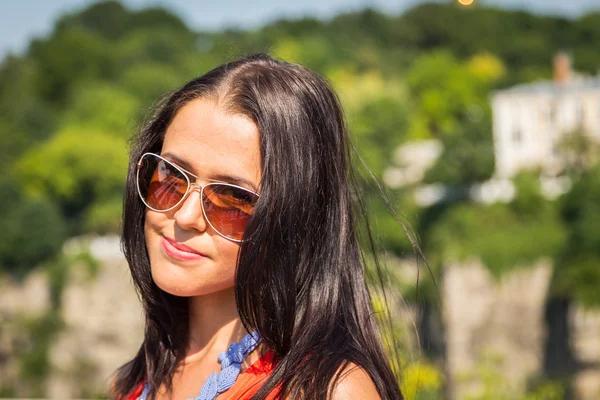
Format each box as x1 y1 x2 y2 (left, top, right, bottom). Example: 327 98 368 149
1 0 599 59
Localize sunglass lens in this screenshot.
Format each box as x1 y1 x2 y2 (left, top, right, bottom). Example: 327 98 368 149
138 154 188 211
203 184 259 241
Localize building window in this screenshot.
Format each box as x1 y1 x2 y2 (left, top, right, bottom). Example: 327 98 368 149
513 126 522 146
548 102 556 126
577 102 585 130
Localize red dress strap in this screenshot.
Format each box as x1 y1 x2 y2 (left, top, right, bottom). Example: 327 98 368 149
121 350 277 400
122 381 145 400
222 350 279 399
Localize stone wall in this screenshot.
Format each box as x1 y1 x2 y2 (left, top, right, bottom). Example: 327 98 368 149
571 306 600 399
47 236 144 398
442 258 553 399
442 258 600 400
0 236 144 398
47 237 143 399
3 238 600 399
0 270 52 394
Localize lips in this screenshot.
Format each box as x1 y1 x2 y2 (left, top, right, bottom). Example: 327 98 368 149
162 236 206 261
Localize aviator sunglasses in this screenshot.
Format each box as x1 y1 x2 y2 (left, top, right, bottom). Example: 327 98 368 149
136 152 260 242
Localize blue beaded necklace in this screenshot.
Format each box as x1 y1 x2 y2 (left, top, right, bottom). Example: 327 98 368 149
137 331 261 400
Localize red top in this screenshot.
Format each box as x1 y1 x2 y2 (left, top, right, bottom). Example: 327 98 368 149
123 350 277 400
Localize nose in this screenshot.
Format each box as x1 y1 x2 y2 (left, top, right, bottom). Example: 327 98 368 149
173 187 208 233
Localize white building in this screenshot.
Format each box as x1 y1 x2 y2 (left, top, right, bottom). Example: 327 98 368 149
491 53 600 178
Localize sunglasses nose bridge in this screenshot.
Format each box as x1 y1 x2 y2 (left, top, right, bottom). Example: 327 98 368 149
186 182 207 210
188 182 205 195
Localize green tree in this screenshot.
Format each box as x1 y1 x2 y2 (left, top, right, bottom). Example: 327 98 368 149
408 52 503 184
29 26 116 103
425 200 565 278
0 57 57 166
14 128 128 234
554 164 600 306
423 116 495 185
557 129 600 177
60 81 140 135
0 177 66 275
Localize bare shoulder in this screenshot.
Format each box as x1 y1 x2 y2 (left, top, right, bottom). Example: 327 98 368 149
330 363 382 400
109 375 118 399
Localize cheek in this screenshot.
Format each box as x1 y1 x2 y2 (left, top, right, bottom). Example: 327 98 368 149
213 238 242 277
143 211 171 278
143 212 160 251
142 209 243 296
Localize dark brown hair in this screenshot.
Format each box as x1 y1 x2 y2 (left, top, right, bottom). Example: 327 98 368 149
112 53 402 399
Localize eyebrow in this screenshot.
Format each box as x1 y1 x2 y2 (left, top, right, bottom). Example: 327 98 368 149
161 152 259 192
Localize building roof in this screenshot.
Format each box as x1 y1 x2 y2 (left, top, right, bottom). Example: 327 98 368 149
492 76 600 97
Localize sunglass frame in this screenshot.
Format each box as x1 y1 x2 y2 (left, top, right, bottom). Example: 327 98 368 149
136 152 260 243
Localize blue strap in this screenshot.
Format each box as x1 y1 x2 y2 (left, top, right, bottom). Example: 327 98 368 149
137 331 261 400
138 383 151 400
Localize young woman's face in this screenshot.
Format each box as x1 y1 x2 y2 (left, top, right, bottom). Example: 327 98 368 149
144 98 261 297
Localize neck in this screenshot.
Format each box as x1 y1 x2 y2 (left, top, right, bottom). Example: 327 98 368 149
185 287 248 362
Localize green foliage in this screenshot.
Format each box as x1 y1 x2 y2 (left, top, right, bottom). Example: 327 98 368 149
0 57 57 166
55 1 131 40
371 289 443 400
511 171 546 215
407 51 501 185
398 3 600 80
460 351 566 400
554 164 600 306
0 0 598 306
359 189 418 257
401 361 444 400
0 177 66 276
61 81 140 135
14 128 128 229
84 194 123 234
406 51 481 138
0 387 17 397
29 25 117 103
116 26 196 66
117 62 184 105
12 250 96 396
554 255 600 307
330 68 415 255
557 129 600 176
46 254 71 308
522 381 567 400
0 1 600 398
17 311 64 396
426 200 566 278
420 172 566 282
347 92 410 176
271 35 332 72
424 117 495 185
55 1 190 41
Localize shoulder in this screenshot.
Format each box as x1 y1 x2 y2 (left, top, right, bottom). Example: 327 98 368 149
330 363 382 400
109 375 118 399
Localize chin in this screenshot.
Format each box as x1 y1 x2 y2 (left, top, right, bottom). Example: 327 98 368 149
150 260 235 298
153 275 235 298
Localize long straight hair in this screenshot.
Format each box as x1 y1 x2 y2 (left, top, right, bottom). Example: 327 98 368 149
112 53 403 399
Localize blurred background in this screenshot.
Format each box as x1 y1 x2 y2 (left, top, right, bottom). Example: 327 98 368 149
1 0 600 398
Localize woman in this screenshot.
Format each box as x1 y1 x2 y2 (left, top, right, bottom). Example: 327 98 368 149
111 53 403 399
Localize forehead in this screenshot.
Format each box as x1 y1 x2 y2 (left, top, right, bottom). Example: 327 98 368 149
161 98 261 188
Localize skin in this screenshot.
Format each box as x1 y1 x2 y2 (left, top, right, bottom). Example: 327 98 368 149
144 97 262 399
143 97 379 399
331 364 382 400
